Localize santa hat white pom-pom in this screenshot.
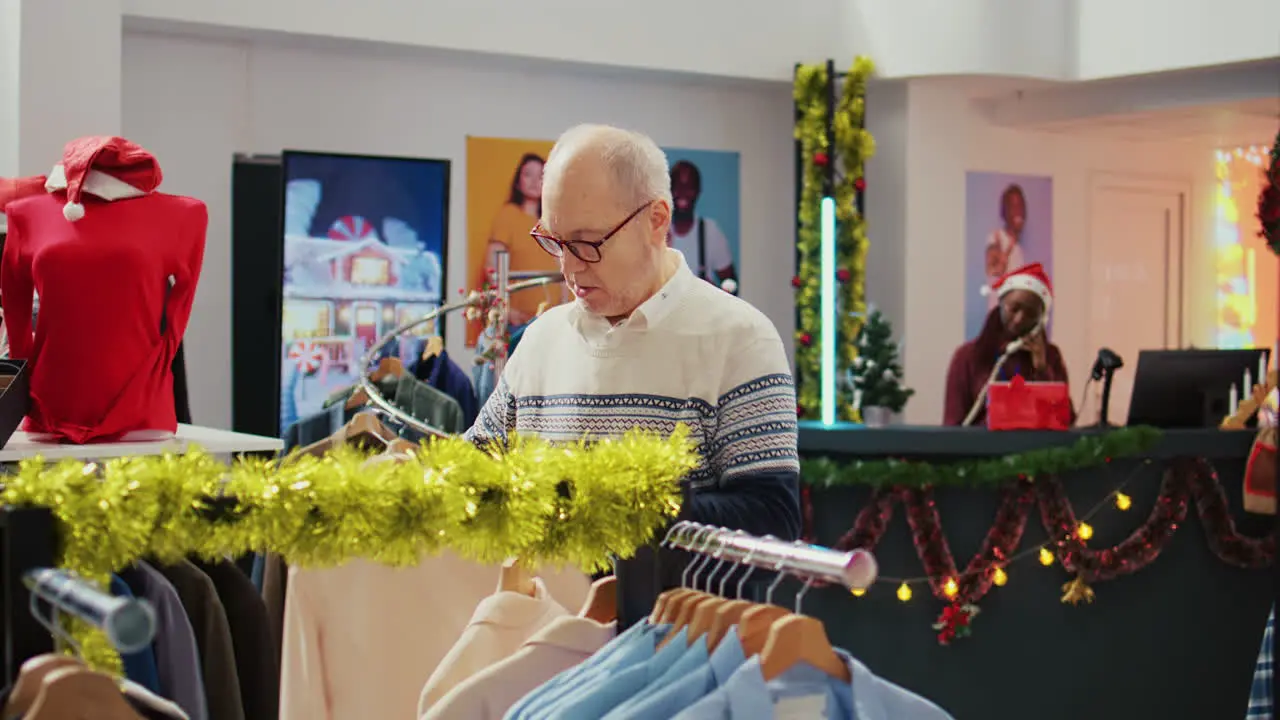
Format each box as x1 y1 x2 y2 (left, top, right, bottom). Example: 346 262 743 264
62 202 85 222
720 278 738 294
979 283 992 297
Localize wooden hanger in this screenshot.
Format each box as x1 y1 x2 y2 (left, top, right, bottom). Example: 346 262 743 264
362 436 419 467
344 386 370 410
498 558 537 597
5 654 83 717
657 593 718 650
657 589 703 626
758 614 850 682
27 666 143 720
298 411 394 457
578 575 618 624
687 594 733 646
737 603 792 657
421 335 444 361
706 599 753 651
346 357 405 410
372 356 404 381
648 587 689 624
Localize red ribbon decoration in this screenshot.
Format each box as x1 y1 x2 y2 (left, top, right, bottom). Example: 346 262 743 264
820 459 1273 642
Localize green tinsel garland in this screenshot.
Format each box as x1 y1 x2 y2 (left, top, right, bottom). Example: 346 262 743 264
800 426 1162 489
2 429 697 674
793 57 876 422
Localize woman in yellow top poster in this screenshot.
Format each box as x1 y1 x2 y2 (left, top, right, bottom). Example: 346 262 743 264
466 139 562 346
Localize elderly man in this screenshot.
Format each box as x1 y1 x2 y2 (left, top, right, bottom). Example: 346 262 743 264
465 124 800 627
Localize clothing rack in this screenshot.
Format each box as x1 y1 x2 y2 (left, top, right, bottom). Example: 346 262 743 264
666 521 878 591
355 255 564 439
23 568 157 655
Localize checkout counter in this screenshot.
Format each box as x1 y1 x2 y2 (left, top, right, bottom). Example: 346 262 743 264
797 423 1270 720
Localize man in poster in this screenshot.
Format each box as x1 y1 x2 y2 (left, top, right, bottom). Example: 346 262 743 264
667 160 736 287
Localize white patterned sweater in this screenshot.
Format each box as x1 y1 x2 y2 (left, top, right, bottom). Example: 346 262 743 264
465 250 801 573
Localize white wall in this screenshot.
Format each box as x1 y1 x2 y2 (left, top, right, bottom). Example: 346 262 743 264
122 0 844 82
121 32 796 429
1076 0 1280 79
894 78 1215 424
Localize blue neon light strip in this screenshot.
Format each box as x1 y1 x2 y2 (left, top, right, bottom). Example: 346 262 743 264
820 196 837 426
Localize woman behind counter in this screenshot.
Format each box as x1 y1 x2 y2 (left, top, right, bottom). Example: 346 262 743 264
944 263 1070 426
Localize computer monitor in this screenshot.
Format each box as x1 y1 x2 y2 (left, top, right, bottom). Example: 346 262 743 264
1126 348 1270 428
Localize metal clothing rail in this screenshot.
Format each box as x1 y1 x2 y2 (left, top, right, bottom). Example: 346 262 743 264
666 521 878 591
23 568 156 655
356 251 564 438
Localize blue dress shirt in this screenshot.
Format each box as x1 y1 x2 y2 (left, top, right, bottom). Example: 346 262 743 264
505 622 664 720
672 649 952 720
546 627 693 720
109 575 162 695
617 628 746 720
598 630 715 720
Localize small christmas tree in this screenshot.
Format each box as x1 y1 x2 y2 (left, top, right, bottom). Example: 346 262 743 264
851 307 914 414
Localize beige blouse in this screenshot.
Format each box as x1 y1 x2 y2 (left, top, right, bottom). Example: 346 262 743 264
280 555 588 720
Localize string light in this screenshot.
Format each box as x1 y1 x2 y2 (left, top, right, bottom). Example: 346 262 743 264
943 577 959 598
850 587 866 597
847 467 1148 597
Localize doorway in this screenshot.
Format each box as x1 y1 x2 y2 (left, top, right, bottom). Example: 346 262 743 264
1086 175 1188 425
353 302 380 356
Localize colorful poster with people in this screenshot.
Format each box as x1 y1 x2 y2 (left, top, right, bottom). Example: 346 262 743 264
279 151 450 430
464 137 561 346
465 137 742 346
964 172 1054 338
664 148 741 290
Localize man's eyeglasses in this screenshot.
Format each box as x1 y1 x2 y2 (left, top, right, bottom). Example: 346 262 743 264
530 202 653 264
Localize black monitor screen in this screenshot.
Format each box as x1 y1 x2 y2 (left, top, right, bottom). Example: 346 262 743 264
1127 348 1269 428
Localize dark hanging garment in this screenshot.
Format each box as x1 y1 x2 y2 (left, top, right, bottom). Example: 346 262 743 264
173 341 192 424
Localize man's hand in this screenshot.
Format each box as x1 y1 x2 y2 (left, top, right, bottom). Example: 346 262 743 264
1024 330 1047 371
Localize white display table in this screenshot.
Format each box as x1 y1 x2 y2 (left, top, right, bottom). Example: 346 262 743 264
0 424 283 462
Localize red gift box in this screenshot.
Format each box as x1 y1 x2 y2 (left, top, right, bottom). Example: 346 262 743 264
987 376 1072 430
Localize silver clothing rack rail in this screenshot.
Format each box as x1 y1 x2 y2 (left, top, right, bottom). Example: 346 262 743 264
356 251 563 438
23 568 157 654
666 521 879 591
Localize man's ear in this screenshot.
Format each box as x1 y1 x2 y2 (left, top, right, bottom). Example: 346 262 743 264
648 200 671 247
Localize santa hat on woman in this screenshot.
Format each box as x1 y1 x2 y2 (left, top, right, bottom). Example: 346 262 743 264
43 136 162 221
0 175 50 234
982 262 1053 312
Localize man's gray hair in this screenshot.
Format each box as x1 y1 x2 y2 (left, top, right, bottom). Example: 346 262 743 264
548 124 674 211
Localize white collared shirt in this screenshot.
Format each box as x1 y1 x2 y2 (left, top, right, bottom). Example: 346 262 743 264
417 578 569 715
420 615 618 720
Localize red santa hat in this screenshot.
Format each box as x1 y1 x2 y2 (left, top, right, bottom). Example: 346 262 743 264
44 136 162 221
982 262 1053 312
0 175 49 234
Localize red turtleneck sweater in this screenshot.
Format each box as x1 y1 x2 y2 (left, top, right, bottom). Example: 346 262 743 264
1 192 206 442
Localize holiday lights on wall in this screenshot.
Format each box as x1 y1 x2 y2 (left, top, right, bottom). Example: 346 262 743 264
859 484 1135 605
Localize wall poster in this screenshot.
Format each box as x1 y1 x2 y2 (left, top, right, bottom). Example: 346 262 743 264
464 136 741 346
279 150 450 430
964 171 1054 339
